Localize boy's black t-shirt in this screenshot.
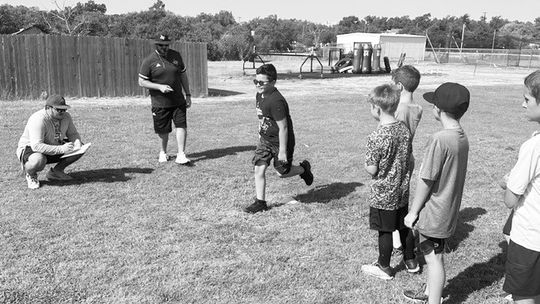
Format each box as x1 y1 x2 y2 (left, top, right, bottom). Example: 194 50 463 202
255 87 295 146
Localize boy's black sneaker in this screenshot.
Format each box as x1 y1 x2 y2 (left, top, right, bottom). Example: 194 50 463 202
403 288 428 303
299 160 313 186
404 258 420 273
244 199 268 214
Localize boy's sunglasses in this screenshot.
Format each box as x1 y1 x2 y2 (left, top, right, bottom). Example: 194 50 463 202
253 79 269 86
54 108 67 113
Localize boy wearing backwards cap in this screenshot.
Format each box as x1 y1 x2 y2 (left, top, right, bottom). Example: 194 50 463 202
403 83 470 304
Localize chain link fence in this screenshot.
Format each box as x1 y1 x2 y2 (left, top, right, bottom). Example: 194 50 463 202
424 48 540 68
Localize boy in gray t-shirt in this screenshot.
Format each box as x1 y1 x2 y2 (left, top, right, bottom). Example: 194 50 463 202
403 82 470 304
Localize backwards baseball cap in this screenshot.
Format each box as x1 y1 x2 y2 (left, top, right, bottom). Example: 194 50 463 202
423 82 470 117
45 94 71 109
154 34 172 45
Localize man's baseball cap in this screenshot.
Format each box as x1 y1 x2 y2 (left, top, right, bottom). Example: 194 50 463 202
154 34 172 45
423 82 470 116
45 95 71 109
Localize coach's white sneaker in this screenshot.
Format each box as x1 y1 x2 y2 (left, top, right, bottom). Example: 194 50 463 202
158 151 168 163
175 152 191 165
25 172 40 189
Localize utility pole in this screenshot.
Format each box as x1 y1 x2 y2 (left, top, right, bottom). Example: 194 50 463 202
491 29 496 53
460 23 465 53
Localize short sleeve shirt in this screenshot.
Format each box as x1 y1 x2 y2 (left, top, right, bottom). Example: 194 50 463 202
507 132 540 251
416 128 469 238
366 121 411 210
256 87 294 146
395 103 423 139
139 49 186 108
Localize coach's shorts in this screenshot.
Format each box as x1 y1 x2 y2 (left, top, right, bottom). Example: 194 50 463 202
20 146 63 164
418 233 445 255
152 106 187 133
252 137 294 175
503 240 540 297
369 206 407 232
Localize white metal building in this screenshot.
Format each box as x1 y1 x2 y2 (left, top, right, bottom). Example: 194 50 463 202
336 33 427 61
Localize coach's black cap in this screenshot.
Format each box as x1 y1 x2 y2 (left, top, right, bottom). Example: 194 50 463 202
154 34 171 45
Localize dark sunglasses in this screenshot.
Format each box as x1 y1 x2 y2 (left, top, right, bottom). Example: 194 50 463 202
156 44 169 47
54 108 67 113
253 79 269 86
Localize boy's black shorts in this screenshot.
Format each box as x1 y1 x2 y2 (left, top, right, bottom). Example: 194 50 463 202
503 240 540 297
503 210 514 236
21 146 63 164
252 137 294 175
369 206 408 232
418 233 445 255
152 106 187 133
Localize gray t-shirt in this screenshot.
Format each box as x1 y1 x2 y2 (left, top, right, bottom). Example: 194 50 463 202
416 128 469 238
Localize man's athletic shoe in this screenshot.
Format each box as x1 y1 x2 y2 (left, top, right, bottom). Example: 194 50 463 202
26 173 40 189
46 168 74 181
175 152 192 165
244 199 268 214
158 151 168 163
361 262 393 280
404 258 420 273
299 160 313 186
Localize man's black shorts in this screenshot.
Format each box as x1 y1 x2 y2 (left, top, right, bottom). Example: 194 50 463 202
252 137 294 175
152 106 187 133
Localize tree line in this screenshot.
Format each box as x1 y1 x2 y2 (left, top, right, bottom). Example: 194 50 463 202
1 0 539 61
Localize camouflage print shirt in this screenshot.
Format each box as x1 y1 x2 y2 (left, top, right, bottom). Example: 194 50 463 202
365 121 411 210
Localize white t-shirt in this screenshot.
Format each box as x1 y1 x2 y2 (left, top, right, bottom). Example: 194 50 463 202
507 132 540 252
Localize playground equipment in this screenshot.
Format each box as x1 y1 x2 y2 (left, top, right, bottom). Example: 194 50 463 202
242 49 324 78
331 42 391 75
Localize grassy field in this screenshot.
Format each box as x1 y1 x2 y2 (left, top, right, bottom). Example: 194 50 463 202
0 61 538 303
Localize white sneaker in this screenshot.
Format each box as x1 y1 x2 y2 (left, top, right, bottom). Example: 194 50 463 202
361 262 393 280
175 152 191 165
26 173 40 189
158 152 168 163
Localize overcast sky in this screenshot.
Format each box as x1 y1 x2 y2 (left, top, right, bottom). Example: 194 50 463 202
2 0 538 24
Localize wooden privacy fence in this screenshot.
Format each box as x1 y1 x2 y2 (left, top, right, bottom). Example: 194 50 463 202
0 35 208 100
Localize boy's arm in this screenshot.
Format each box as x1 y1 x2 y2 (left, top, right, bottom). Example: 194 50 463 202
504 188 521 209
275 118 288 162
404 178 434 228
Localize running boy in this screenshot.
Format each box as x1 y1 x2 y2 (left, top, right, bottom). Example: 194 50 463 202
403 82 470 304
361 84 417 280
244 64 313 214
502 70 540 304
391 65 423 260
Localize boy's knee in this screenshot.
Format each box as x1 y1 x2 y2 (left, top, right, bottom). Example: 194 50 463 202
254 164 267 176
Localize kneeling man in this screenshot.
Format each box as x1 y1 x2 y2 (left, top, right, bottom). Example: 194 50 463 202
17 95 85 189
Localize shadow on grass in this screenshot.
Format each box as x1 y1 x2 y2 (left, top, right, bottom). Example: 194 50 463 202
189 145 255 162
42 167 154 185
447 207 488 251
287 182 364 205
444 241 507 304
208 88 245 97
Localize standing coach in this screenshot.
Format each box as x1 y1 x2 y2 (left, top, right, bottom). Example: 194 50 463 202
138 34 192 165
